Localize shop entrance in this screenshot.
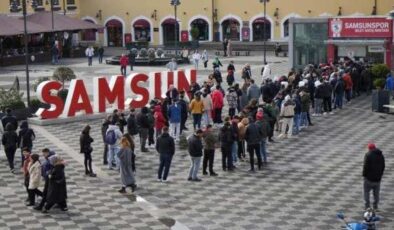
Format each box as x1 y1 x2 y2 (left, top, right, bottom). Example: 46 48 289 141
106 19 123 47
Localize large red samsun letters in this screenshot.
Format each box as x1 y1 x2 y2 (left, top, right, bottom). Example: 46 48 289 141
93 76 125 113
36 81 64 119
63 79 93 117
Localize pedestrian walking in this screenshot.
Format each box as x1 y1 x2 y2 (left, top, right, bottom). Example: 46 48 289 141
192 50 201 70
219 121 234 171
222 38 228 57
27 154 43 206
255 110 270 163
202 50 209 68
1 108 18 131
156 127 175 182
117 137 137 193
34 148 54 211
2 123 18 173
22 148 31 203
128 50 136 71
42 155 68 213
120 54 129 76
187 129 204 182
85 46 94 66
80 125 96 177
105 120 123 170
98 46 104 64
168 100 182 141
18 121 35 167
363 143 385 211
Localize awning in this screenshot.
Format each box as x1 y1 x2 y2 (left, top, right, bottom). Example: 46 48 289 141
324 39 387 45
0 14 48 36
26 11 103 32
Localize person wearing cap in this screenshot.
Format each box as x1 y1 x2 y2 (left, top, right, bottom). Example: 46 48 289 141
363 143 385 211
187 129 204 182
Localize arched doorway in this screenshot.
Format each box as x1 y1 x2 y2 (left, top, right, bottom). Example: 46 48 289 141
106 19 123 47
81 19 97 41
283 19 289 37
221 19 240 41
190 18 209 41
133 19 151 42
161 18 179 45
252 18 271 41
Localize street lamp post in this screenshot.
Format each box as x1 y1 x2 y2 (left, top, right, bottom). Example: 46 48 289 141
170 0 181 57
260 0 269 64
11 0 37 107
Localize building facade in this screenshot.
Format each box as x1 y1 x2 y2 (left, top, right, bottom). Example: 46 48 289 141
1 0 393 47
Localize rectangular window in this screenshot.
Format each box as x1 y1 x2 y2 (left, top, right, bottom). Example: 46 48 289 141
52 0 59 5
9 0 21 12
36 0 43 6
67 0 75 4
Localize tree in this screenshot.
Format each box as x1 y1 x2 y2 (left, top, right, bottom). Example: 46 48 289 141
190 26 200 41
51 67 76 89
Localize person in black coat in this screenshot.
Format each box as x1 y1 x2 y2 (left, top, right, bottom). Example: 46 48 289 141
244 121 262 172
128 50 136 71
1 108 17 131
18 121 35 167
127 108 139 136
101 115 111 165
2 123 18 172
187 129 204 182
178 92 189 133
80 125 96 177
42 156 68 213
219 121 235 171
363 143 385 210
156 127 175 182
136 107 150 152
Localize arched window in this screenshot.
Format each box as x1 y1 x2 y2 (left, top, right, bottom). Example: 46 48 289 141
283 19 289 37
133 19 151 42
190 19 209 41
221 19 240 41
162 18 179 45
252 18 271 41
106 19 123 47
81 19 96 41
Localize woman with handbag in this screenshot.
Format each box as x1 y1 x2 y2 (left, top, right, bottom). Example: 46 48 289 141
80 125 96 177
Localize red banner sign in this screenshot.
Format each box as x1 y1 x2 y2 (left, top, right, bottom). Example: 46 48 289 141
329 18 393 38
181 31 189 42
36 70 197 120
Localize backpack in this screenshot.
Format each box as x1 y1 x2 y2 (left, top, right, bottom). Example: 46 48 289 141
105 130 117 145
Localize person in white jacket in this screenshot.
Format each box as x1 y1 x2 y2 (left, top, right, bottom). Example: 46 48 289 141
27 154 43 206
105 122 123 170
192 50 201 70
201 89 213 127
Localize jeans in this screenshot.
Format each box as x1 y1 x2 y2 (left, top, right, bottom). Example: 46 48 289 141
139 128 149 150
247 144 262 170
158 154 173 180
202 111 211 127
300 112 308 127
364 179 381 209
335 93 343 109
293 113 301 135
169 122 181 141
314 98 323 114
221 145 233 170
192 114 202 130
231 142 238 164
345 89 352 102
194 60 199 70
88 56 93 66
52 54 58 64
4 147 16 170
281 118 293 136
107 146 120 170
203 149 215 174
260 139 267 163
237 140 246 159
98 54 103 63
189 157 202 180
121 66 126 76
323 97 332 112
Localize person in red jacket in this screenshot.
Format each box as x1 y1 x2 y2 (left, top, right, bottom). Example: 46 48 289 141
119 54 129 76
342 71 353 102
154 105 166 139
211 85 224 125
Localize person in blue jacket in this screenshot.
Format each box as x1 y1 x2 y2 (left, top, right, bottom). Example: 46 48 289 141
168 99 182 142
385 73 394 99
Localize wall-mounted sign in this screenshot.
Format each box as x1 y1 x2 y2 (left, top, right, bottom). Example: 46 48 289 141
368 45 385 53
329 18 393 38
241 27 250 41
181 30 189 42
36 70 197 120
153 27 159 32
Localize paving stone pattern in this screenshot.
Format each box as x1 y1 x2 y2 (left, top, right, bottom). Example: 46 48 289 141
0 95 392 229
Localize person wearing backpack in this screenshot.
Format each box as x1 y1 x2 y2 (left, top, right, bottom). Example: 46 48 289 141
126 108 139 137
105 120 123 170
18 121 35 167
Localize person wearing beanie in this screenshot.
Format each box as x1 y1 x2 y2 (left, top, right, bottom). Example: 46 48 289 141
255 111 270 164
362 142 385 211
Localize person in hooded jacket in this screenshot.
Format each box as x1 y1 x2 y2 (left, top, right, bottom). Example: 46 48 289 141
363 143 385 210
1 108 17 131
219 120 234 171
42 155 68 213
18 121 35 167
127 108 139 137
2 123 18 173
80 125 96 177
255 110 270 163
34 148 54 211
154 104 166 139
245 119 262 172
106 120 123 170
101 115 111 165
156 127 175 182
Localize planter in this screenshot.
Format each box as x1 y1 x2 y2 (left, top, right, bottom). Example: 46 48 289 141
372 89 390 113
11 108 31 121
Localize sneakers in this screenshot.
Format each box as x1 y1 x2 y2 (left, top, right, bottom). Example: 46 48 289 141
157 178 162 182
118 187 126 193
210 172 218 176
162 179 169 183
187 177 192 181
192 178 202 182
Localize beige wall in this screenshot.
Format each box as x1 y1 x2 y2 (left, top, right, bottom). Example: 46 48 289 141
2 0 393 45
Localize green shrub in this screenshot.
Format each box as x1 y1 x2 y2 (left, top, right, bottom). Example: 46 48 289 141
156 48 164 57
190 27 199 40
0 88 25 111
30 98 42 108
148 48 156 61
57 89 68 102
371 64 390 80
32 77 50 92
373 78 386 89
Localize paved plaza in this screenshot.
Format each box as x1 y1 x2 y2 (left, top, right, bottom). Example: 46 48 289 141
0 54 393 229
